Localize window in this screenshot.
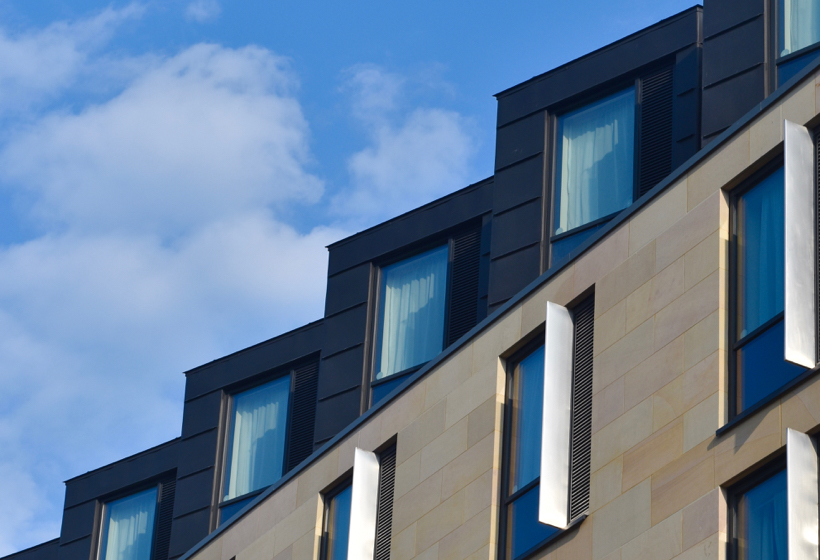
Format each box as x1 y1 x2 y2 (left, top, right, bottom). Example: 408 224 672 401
775 0 820 86
371 226 484 406
323 482 353 560
731 166 805 416
729 464 788 560
499 297 593 560
549 68 674 265
219 360 319 525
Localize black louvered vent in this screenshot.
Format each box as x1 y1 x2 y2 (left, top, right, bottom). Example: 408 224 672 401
374 445 397 560
286 360 319 472
152 477 176 560
446 228 482 346
569 296 594 520
638 68 674 198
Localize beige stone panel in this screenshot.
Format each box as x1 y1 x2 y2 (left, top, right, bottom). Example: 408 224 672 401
468 396 501 448
624 336 684 411
392 469 443 534
398 399 447 464
657 190 721 272
357 416 384 452
295 449 339 506
651 439 715 526
337 435 357 476
438 507 492 560
682 488 720 551
654 270 719 351
291 530 319 560
781 375 820 442
653 376 684 432
596 241 656 317
541 516 593 560
685 231 719 292
441 432 494 499
600 550 621 560
382 383 427 441
593 319 655 395
625 280 653 335
781 77 817 125
416 543 440 560
472 308 522 373
591 456 623 511
420 417 469 481
592 398 653 472
593 378 625 434
595 299 627 356
424 345 474 410
687 131 750 212
416 490 465 552
621 510 682 560
445 363 501 430
392 523 417 560
575 225 630 297
683 352 719 410
629 180 688 256
274 495 322 556
651 257 686 316
237 528 276 560
683 393 719 452
714 401 781 484
223 506 263 560
521 266 577 334
673 534 719 560
197 539 223 560
395 451 421 500
273 545 292 560
462 544 488 560
592 479 651 560
254 479 298 531
750 104 783 163
463 469 495 521
622 420 683 492
684 310 720 372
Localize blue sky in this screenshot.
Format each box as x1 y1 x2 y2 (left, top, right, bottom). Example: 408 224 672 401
0 0 696 553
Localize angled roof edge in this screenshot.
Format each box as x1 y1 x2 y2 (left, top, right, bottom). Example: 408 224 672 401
177 50 820 560
63 437 180 483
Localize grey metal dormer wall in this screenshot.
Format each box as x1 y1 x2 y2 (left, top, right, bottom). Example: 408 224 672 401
490 7 702 313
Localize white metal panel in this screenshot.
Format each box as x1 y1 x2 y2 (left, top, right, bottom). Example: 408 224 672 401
787 428 819 560
784 120 816 368
347 448 380 560
538 302 574 529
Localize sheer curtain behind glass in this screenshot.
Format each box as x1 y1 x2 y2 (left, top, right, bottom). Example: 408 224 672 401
375 246 448 380
738 470 788 560
780 0 820 55
738 168 785 338
554 88 635 235
224 376 291 500
99 488 158 560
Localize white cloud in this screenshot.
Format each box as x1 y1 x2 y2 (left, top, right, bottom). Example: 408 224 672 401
185 0 222 23
336 65 478 226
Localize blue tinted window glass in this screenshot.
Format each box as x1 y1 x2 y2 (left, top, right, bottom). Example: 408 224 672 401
737 320 805 412
99 488 158 560
778 0 820 56
554 88 635 235
219 496 255 526
737 168 785 338
507 485 559 560
737 469 788 560
327 485 353 560
550 221 609 267
510 346 545 493
375 246 449 380
372 375 408 406
777 50 820 86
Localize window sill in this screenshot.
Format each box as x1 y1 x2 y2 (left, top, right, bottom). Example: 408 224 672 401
716 364 820 437
511 513 588 560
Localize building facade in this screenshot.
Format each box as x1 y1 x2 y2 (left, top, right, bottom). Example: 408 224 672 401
6 1 820 560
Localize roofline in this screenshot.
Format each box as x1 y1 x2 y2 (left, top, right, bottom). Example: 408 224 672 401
1 538 60 560
184 318 324 376
64 437 180 483
177 45 820 560
494 5 703 98
326 176 494 249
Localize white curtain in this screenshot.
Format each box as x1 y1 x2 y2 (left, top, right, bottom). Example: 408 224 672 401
555 89 635 235
224 376 290 500
376 245 448 379
782 0 820 55
100 488 158 560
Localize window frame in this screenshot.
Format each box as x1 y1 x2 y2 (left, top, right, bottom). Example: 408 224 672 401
93 480 167 560
726 455 788 560
768 0 820 89
320 477 354 560
216 368 298 525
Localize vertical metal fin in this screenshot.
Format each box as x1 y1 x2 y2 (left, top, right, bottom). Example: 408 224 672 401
348 448 380 560
784 120 817 368
539 302 574 529
787 428 819 560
